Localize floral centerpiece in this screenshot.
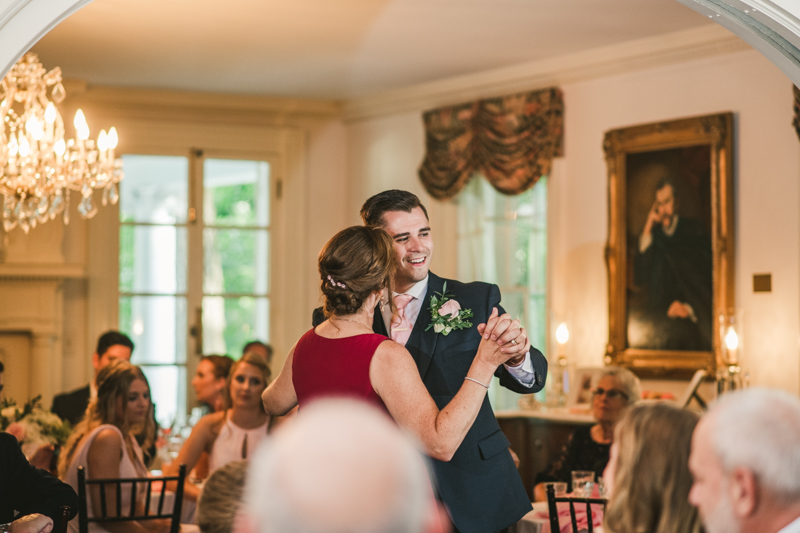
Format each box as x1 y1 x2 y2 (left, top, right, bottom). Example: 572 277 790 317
0 395 71 459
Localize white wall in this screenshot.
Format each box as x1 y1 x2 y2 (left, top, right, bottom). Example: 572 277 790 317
346 48 800 394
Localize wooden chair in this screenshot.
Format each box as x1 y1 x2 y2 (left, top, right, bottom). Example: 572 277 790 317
546 483 607 533
54 505 74 533
77 464 186 533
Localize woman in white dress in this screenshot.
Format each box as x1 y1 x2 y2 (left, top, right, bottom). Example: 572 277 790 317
165 352 270 501
59 360 162 533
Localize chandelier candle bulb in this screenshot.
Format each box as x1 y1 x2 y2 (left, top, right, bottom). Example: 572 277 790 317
97 130 107 161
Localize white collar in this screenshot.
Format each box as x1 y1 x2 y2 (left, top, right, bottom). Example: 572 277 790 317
382 274 429 313
662 214 679 237
777 515 800 533
394 275 429 300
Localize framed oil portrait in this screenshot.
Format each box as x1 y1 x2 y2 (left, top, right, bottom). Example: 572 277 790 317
603 113 734 378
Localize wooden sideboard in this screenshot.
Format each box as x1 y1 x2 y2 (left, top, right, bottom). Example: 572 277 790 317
496 409 594 500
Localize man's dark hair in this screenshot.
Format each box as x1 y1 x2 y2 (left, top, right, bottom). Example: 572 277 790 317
0 360 4 372
243 340 273 360
655 177 678 198
360 190 429 227
96 330 134 357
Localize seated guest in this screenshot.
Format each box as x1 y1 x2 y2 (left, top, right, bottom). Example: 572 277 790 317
166 352 270 501
689 388 800 533
533 366 640 500
59 360 158 533
243 398 448 533
1 432 78 533
52 331 134 426
190 355 234 480
242 341 272 365
197 460 247 533
192 355 234 414
602 402 701 533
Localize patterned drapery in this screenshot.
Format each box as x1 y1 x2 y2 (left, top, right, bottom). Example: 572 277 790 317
793 85 800 142
418 87 563 200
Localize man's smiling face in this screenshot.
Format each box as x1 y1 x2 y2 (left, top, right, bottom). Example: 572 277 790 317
380 207 433 293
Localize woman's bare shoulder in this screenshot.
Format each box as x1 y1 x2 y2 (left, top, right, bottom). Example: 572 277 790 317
89 427 123 454
196 411 225 431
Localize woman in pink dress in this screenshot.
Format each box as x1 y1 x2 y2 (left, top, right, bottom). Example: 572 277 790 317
60 360 161 533
263 225 518 461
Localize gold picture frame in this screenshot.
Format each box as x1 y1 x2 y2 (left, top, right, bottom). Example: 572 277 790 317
603 113 734 378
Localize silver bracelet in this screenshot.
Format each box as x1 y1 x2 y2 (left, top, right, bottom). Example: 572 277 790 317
464 376 489 389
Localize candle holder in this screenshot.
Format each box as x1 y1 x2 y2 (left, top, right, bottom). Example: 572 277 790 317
716 309 748 395
546 320 570 407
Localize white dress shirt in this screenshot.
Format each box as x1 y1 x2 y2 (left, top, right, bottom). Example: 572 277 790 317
381 275 537 387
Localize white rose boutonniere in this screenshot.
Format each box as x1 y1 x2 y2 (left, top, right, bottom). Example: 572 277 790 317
426 282 473 336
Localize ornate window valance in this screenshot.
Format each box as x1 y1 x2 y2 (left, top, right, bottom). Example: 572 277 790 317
418 87 563 200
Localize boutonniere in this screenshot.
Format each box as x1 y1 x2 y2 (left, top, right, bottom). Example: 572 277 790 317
426 282 473 336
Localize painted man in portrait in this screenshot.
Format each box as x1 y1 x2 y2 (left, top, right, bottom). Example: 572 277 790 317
632 178 712 351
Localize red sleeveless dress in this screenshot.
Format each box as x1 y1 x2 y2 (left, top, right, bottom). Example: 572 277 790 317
292 328 390 413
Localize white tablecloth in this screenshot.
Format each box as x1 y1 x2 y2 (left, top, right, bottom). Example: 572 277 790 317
509 502 549 533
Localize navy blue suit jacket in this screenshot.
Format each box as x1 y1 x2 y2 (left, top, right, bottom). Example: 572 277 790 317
0 432 78 524
373 273 546 533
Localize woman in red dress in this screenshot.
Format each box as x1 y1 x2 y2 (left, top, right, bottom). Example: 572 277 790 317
263 225 517 461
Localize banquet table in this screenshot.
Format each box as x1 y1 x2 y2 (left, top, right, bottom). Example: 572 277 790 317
509 502 549 533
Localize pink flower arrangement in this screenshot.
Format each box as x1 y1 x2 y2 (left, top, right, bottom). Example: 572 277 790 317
6 421 25 441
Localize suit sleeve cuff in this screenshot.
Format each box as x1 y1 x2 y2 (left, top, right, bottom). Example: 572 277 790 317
504 351 537 387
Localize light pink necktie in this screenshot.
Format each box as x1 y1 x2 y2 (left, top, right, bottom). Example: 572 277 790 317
391 294 415 346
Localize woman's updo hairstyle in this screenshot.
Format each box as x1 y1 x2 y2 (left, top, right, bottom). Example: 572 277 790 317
319 226 395 317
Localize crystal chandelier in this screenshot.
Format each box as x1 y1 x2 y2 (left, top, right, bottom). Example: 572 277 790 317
0 52 123 233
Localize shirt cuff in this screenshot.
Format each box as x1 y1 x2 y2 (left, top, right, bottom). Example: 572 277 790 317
504 351 537 387
639 232 652 253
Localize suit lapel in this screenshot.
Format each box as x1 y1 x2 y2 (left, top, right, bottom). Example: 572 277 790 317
405 273 442 379
372 304 388 336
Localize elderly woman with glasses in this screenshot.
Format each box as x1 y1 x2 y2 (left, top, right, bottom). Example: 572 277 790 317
533 366 641 501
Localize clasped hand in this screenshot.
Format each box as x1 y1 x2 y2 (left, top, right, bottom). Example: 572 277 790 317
9 514 53 533
475 308 530 367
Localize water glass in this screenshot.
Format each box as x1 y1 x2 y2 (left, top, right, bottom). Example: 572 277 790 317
543 481 568 497
572 470 595 497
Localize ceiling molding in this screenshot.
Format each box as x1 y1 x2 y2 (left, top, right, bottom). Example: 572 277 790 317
62 83 343 121
343 24 750 122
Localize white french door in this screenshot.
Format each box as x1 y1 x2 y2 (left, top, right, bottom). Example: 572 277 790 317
119 150 275 426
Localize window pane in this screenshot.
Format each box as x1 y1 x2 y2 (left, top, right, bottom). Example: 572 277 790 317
120 155 188 224
119 295 187 364
204 159 269 227
120 225 187 294
140 365 186 428
203 229 268 295
202 296 269 356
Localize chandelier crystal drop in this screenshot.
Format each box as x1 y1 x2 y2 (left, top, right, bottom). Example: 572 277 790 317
0 52 123 233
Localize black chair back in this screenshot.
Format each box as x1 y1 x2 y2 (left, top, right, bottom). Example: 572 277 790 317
77 464 186 533
546 483 607 533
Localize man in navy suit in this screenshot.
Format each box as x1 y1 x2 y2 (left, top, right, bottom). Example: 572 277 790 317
51 331 134 426
359 190 547 533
